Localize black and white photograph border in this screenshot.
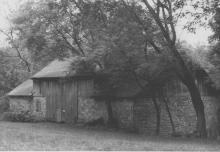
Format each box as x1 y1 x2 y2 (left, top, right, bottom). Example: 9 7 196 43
0 0 219 151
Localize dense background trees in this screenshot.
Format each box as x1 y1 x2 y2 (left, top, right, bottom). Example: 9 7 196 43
208 8 220 89
0 47 30 96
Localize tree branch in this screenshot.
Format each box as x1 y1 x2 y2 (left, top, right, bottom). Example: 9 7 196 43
165 0 176 44
162 6 170 34
142 0 173 44
122 0 161 54
0 29 31 72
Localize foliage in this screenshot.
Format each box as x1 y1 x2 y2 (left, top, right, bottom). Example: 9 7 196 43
207 8 220 89
0 96 9 114
70 57 97 75
178 0 220 32
0 48 30 96
2 111 45 122
209 8 220 42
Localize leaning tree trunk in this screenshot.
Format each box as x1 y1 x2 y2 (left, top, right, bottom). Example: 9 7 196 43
152 91 161 135
158 88 176 134
170 46 207 138
163 96 176 134
185 81 207 137
137 0 207 138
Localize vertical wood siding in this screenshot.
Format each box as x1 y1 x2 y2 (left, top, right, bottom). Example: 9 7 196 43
62 80 77 123
33 78 94 123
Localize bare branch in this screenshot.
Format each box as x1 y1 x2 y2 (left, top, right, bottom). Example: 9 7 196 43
156 0 160 15
148 40 161 53
165 0 176 44
162 7 170 34
73 34 86 56
65 4 86 56
0 29 31 72
144 40 148 60
142 0 172 44
45 15 83 56
122 0 161 53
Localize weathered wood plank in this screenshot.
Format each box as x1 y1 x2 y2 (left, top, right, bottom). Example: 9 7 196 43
34 78 94 123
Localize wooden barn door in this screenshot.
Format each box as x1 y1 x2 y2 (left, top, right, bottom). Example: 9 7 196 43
60 79 94 124
38 80 63 122
62 80 78 123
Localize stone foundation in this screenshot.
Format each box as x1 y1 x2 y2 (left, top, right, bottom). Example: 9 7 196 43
132 95 220 136
9 96 46 119
9 97 32 112
78 97 108 123
112 100 134 129
77 95 219 136
133 98 173 136
9 94 220 136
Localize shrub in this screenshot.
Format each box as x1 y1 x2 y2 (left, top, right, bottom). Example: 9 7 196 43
0 96 9 114
2 111 45 122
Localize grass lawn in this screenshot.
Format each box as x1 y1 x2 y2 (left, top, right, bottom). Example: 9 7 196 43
0 121 219 151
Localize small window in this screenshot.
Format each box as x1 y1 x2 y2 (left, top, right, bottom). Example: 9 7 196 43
36 100 41 112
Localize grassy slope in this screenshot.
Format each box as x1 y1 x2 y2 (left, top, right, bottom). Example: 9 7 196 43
0 121 219 151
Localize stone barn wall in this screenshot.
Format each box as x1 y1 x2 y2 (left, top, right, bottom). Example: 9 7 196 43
133 98 173 136
132 95 220 136
169 95 220 134
112 99 134 130
31 96 46 118
78 97 108 123
9 97 32 112
66 94 219 137
78 98 135 129
169 95 197 134
9 96 47 120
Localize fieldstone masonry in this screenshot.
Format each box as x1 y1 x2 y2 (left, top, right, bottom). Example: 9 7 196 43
78 97 108 123
9 97 31 112
31 96 46 118
112 100 134 130
77 95 220 136
132 95 220 136
9 93 220 136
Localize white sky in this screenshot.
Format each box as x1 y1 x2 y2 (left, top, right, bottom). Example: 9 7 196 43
0 0 22 46
176 21 213 47
0 0 213 48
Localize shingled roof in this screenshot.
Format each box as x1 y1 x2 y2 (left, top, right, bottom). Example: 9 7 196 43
7 79 33 97
32 58 74 78
32 57 96 79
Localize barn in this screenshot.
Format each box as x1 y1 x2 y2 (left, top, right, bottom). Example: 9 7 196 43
31 58 103 123
7 57 220 136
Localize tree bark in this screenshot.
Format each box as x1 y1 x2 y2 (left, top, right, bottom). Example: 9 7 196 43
185 81 207 137
152 92 161 135
106 100 114 126
163 96 176 134
171 46 207 138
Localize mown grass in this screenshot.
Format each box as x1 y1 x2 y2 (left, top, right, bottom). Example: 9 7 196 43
0 121 219 151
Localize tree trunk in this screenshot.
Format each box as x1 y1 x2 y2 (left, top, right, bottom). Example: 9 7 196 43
163 96 176 134
152 92 161 135
185 82 207 137
170 46 207 138
106 100 115 126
